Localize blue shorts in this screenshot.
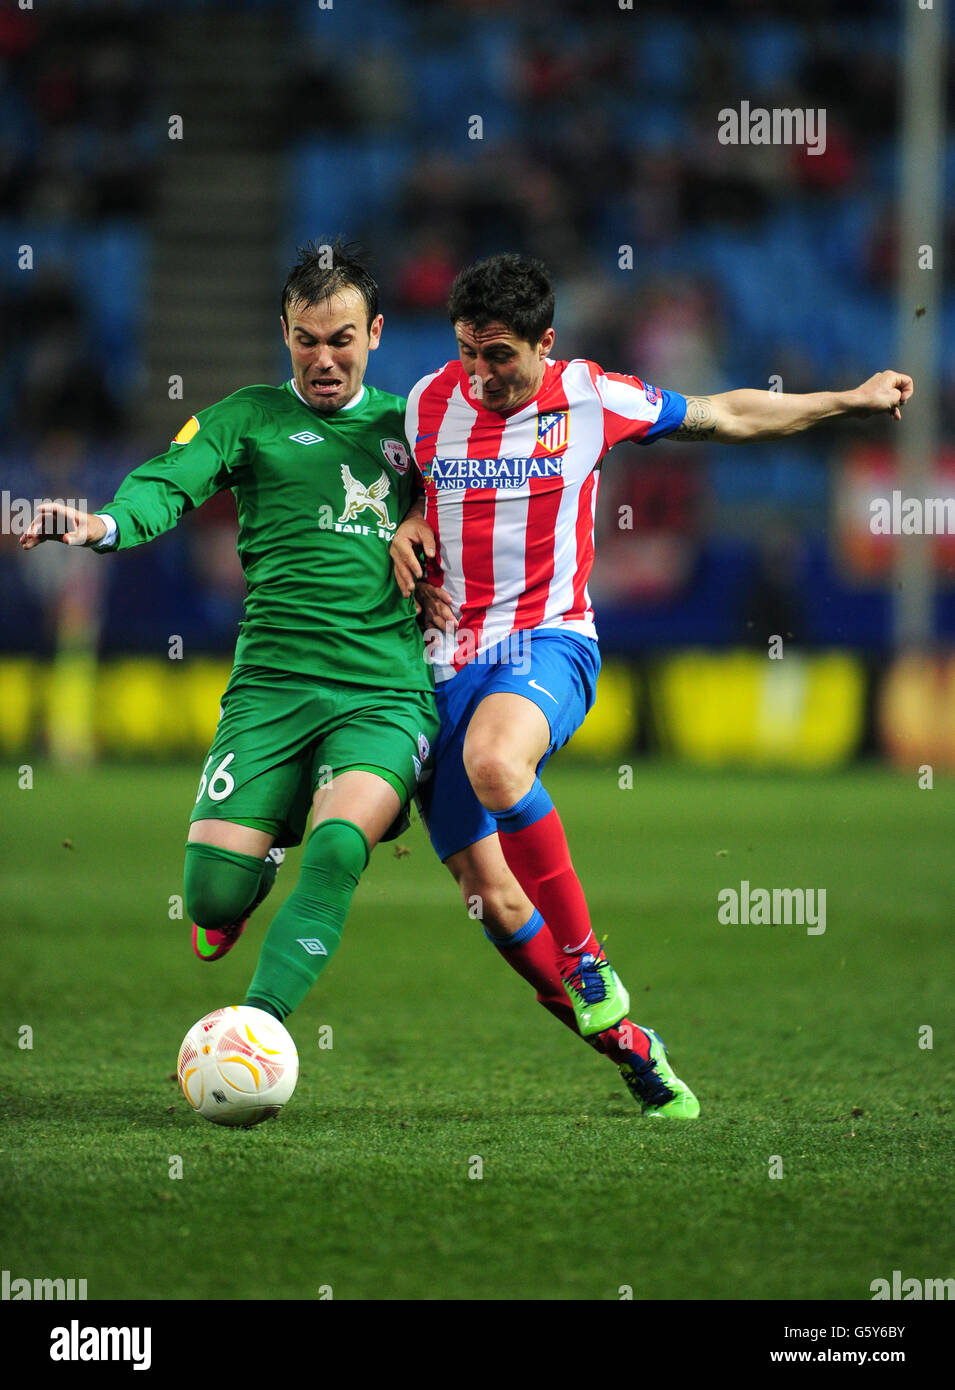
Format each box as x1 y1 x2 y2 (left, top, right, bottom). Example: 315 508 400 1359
417 629 600 862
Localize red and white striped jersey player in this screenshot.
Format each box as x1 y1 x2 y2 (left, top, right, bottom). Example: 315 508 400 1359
390 252 912 1121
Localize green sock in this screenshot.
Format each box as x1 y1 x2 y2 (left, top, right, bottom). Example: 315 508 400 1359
245 818 369 1021
184 841 273 928
250 853 278 913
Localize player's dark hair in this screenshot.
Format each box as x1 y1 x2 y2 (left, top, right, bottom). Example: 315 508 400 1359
281 239 379 332
447 253 555 346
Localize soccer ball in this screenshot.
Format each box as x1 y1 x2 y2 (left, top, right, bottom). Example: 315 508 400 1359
177 1005 298 1128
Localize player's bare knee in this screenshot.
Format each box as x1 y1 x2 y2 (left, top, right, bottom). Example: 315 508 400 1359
463 744 532 810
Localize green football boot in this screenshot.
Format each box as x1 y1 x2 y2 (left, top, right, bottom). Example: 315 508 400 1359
618 1025 700 1119
561 951 630 1036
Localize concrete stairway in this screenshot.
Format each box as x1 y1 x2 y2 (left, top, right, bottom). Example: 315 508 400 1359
140 7 287 446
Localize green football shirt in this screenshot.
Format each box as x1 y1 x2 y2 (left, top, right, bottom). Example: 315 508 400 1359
97 381 431 691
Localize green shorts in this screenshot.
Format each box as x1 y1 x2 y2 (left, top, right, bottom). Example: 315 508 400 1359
189 665 439 848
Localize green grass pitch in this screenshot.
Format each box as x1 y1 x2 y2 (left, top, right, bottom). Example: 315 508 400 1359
1 759 952 1301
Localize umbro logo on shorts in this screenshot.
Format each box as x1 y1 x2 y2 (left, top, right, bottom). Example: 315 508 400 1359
297 938 328 956
289 431 324 445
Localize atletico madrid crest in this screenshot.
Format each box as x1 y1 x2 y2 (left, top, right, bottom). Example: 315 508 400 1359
536 410 568 454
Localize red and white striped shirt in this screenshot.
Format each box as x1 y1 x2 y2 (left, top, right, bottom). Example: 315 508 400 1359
405 358 686 678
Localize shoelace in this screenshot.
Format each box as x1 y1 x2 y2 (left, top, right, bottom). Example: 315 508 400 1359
564 953 608 1004
622 1051 674 1108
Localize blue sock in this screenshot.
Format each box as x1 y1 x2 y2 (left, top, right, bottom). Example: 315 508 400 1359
486 778 553 833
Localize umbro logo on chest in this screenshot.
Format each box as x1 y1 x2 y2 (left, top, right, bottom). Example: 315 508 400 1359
289 431 324 445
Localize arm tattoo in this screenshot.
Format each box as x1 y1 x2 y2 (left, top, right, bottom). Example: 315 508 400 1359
669 396 718 442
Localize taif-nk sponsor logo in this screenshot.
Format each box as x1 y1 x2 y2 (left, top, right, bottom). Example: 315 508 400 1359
336 466 395 531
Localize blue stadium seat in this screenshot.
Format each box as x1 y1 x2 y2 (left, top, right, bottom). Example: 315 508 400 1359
298 0 410 50
0 223 146 392
289 140 410 242
736 21 806 87
627 19 692 98
364 318 453 399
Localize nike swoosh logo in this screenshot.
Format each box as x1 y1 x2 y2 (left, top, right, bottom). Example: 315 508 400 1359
528 679 558 703
415 432 437 442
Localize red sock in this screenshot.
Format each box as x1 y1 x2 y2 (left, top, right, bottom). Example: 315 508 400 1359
486 919 647 1061
486 912 579 1036
599 1019 651 1062
497 807 600 965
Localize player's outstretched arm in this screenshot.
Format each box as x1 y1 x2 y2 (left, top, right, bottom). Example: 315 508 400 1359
18 503 107 551
665 370 914 444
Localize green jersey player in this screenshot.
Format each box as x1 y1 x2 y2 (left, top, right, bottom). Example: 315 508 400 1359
20 242 439 1023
